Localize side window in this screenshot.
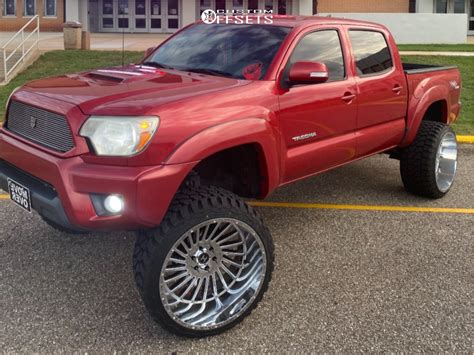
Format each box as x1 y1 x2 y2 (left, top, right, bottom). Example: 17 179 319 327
349 30 393 76
287 30 346 82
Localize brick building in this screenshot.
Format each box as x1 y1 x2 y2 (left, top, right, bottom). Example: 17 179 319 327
317 0 412 13
0 0 472 36
0 0 64 31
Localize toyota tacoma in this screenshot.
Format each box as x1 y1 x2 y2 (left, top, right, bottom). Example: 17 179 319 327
0 16 462 337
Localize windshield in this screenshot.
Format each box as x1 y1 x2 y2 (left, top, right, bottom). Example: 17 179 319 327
145 23 291 80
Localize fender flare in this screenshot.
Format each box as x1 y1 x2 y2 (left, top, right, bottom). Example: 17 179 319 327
165 118 280 196
400 85 449 147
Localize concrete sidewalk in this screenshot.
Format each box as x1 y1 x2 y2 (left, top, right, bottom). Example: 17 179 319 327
0 32 170 52
3 32 474 55
400 51 474 57
2 32 473 55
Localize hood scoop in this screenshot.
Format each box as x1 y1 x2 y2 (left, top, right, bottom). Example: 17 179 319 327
86 72 125 83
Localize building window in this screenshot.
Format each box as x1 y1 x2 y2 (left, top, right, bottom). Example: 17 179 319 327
248 0 259 11
24 0 36 16
277 0 288 14
199 0 211 14
435 0 448 13
44 0 56 16
453 0 466 13
3 0 15 16
265 0 273 11
215 0 226 11
197 0 290 16
232 0 243 11
198 0 227 14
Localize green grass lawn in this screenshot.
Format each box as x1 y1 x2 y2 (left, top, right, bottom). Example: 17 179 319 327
398 44 474 52
0 51 473 135
402 55 473 135
0 50 144 120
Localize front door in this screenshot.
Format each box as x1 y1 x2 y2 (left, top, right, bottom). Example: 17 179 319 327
100 0 132 32
278 28 358 183
99 0 178 33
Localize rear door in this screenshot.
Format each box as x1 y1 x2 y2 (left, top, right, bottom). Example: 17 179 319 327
278 27 358 183
347 28 408 156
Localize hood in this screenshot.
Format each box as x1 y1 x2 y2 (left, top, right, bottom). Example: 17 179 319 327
23 65 249 116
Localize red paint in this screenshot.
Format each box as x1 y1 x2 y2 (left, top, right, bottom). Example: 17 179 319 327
0 17 462 231
289 61 329 84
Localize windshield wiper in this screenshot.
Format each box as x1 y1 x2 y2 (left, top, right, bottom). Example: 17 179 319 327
181 67 237 78
140 61 174 70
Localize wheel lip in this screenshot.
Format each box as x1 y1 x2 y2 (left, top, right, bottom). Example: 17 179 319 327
435 131 458 193
158 217 268 332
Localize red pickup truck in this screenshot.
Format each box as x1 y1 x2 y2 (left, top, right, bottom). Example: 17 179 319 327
0 16 462 337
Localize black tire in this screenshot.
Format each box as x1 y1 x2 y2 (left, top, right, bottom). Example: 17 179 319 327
133 185 274 337
400 121 458 199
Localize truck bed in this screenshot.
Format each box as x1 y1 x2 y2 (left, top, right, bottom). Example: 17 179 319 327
403 63 458 75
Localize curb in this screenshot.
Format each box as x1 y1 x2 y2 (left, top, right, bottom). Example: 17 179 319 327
458 136 474 144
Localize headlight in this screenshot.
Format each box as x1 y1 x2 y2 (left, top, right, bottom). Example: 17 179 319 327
80 116 159 156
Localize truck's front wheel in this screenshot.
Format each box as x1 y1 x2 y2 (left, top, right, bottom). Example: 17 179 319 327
400 121 458 199
133 186 274 337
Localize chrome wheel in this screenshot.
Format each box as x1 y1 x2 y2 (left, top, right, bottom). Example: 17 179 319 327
435 132 458 193
159 218 267 331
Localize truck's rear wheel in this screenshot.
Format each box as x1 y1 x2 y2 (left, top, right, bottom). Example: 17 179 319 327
133 186 274 337
400 121 458 199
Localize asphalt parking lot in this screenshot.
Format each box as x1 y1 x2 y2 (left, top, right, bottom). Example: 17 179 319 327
1 146 473 352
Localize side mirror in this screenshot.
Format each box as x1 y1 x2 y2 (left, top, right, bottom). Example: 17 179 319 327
144 46 157 58
289 61 329 86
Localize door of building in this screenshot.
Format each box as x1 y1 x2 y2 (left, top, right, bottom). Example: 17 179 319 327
134 0 148 32
99 0 180 33
197 0 292 15
99 0 132 32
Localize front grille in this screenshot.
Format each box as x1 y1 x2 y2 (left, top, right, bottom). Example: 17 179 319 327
6 100 75 153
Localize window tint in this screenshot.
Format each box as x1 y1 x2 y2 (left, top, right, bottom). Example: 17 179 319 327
288 30 345 82
349 30 393 76
149 24 290 80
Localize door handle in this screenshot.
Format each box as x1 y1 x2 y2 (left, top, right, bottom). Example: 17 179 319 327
341 92 356 103
392 85 402 94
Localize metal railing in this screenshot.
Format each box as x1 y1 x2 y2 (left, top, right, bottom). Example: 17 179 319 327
1 15 40 83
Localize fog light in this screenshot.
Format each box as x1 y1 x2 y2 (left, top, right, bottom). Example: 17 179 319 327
104 195 124 214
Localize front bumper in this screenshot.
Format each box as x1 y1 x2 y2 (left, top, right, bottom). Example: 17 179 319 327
0 131 195 231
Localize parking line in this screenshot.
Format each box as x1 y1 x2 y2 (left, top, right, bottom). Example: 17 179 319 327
1 194 473 214
249 201 474 214
458 136 474 144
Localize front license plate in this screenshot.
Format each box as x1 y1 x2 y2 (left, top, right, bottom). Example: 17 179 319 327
7 178 32 213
